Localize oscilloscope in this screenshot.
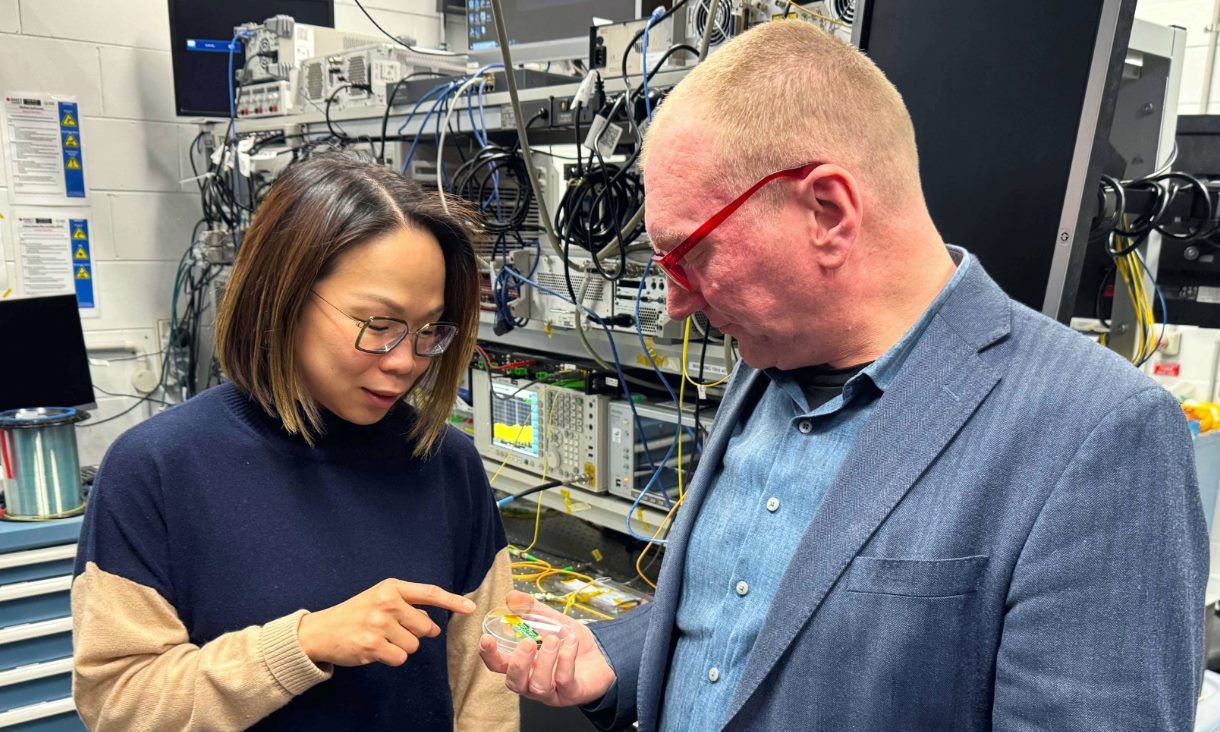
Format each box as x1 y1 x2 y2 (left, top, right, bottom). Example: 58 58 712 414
471 368 610 492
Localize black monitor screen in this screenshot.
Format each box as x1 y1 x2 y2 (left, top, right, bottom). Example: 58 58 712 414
855 0 1130 319
0 295 95 412
168 0 333 118
467 0 635 50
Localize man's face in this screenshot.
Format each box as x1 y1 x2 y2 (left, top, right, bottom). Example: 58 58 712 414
645 122 815 370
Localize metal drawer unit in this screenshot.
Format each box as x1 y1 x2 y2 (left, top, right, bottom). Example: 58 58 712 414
0 519 84 731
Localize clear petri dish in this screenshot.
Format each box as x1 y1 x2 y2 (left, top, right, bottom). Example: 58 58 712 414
483 607 564 656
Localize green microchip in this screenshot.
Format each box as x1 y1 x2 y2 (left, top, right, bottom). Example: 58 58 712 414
505 615 543 646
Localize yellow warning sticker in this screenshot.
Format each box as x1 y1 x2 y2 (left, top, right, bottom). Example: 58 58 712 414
591 548 603 562
61 112 76 127
63 133 79 148
65 157 81 170
75 266 90 280
72 227 87 240
74 245 88 260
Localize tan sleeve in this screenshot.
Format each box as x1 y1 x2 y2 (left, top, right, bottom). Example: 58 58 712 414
72 561 333 732
448 547 519 732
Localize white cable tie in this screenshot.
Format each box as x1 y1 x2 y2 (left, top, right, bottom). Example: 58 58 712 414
178 172 214 185
573 70 599 107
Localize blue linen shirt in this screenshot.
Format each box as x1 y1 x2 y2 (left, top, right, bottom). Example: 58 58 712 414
658 248 972 731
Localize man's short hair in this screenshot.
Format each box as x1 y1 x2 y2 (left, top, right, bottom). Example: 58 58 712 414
642 20 922 209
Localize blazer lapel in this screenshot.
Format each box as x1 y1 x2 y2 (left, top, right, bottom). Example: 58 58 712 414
636 368 769 732
723 264 1011 726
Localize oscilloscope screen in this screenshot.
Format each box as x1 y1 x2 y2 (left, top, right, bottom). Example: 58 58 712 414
490 382 541 457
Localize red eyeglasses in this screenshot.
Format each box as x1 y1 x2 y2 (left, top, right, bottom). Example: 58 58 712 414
650 162 822 290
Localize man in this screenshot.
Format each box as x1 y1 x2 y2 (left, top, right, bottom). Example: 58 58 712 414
480 20 1209 731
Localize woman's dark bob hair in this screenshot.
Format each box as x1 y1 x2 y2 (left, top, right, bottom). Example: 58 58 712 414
215 151 481 456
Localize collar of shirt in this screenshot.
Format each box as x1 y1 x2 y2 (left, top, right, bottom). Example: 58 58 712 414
766 245 971 415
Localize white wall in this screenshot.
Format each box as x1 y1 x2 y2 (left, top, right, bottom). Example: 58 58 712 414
1136 0 1220 114
0 0 445 465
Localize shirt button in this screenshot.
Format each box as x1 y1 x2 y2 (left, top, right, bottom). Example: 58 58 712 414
709 667 720 683
736 581 749 597
766 497 781 512
797 420 813 434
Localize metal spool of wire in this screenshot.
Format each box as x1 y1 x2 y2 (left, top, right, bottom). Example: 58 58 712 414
0 407 89 520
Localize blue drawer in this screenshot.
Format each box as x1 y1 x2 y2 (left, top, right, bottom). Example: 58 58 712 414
0 520 82 555
0 561 74 589
0 591 69 630
0 634 72 674
0 672 71 714
0 525 84 731
0 698 82 731
13 711 85 732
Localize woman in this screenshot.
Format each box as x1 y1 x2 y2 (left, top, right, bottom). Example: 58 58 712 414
71 152 518 731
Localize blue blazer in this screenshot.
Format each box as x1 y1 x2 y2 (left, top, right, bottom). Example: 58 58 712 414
590 261 1209 731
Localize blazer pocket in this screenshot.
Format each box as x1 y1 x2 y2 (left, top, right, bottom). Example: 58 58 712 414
846 555 988 598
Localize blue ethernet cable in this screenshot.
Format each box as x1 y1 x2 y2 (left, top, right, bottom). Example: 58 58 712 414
641 6 666 120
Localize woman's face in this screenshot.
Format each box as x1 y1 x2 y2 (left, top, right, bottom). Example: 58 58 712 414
296 226 447 425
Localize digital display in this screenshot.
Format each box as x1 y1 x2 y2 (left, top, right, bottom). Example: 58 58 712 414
167 0 333 117
491 382 541 456
466 0 636 50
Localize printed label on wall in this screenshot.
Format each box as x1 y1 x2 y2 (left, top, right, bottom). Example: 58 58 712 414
15 212 97 314
2 93 88 205
69 218 93 308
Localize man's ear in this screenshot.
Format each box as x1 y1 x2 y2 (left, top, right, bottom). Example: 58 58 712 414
798 164 862 269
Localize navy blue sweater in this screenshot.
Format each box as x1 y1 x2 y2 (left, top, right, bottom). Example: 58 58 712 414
74 382 506 730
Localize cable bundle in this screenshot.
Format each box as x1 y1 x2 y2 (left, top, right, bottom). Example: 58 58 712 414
556 159 645 278
1088 172 1220 365
489 232 540 332
170 227 228 400
1095 172 1218 246
452 144 535 234
191 132 245 229
452 138 542 332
